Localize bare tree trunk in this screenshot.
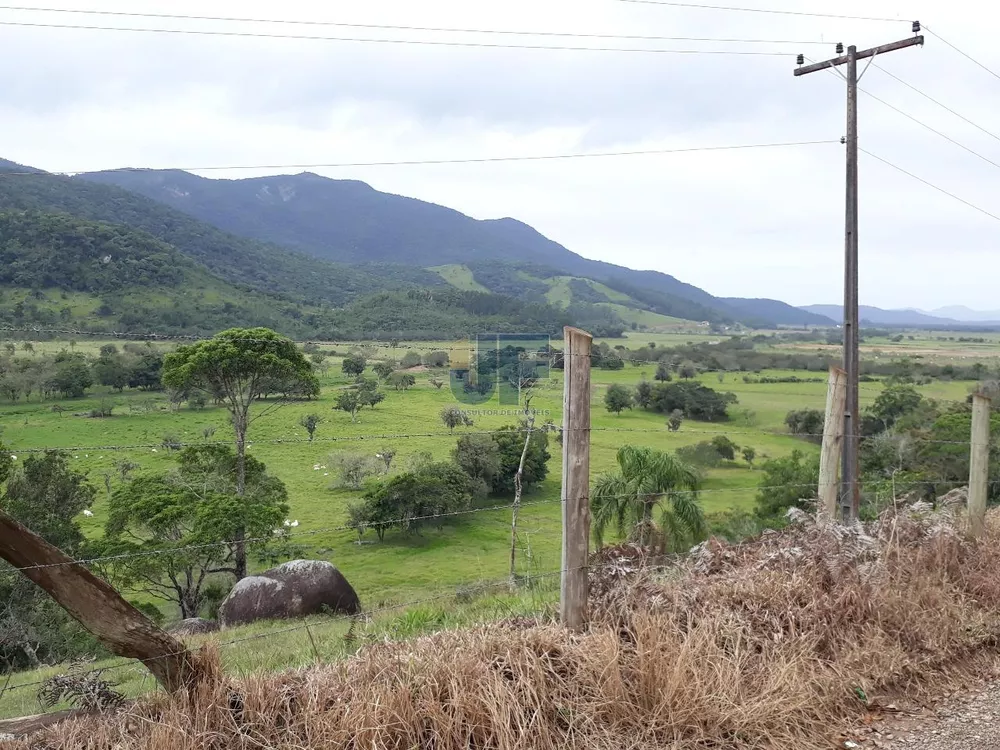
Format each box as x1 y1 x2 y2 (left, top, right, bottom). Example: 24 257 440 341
509 411 535 584
0 512 202 693
233 414 248 580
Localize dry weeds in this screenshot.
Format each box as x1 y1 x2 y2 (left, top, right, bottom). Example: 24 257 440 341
7 505 1000 750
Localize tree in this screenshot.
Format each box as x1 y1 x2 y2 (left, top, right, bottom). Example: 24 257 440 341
667 409 683 432
49 355 94 398
335 389 362 422
376 447 396 472
389 372 416 390
784 409 824 442
400 351 423 369
604 383 634 415
648 381 736 421
0 450 101 670
354 463 472 540
162 327 316 579
710 435 739 461
868 383 923 433
742 446 756 468
101 447 288 618
754 450 819 519
342 354 367 377
424 351 449 368
93 352 130 392
299 413 323 441
441 405 473 432
678 361 699 379
591 445 703 551
372 361 395 382
635 380 653 409
601 354 624 371
453 433 501 492
676 441 725 468
330 452 381 489
492 424 550 494
127 351 165 391
356 378 385 409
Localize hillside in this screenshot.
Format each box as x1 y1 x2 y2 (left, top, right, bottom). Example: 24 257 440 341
0 216 625 339
430 263 688 332
0 210 318 335
722 298 835 327
0 160 445 310
77 168 780 326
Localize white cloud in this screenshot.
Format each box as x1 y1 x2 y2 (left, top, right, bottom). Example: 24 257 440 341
0 0 997 309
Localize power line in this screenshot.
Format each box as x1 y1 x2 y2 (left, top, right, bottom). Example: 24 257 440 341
0 139 839 176
872 63 1000 144
617 0 908 23
0 18 797 55
0 5 834 46
860 147 1000 223
858 86 1000 172
923 26 1000 84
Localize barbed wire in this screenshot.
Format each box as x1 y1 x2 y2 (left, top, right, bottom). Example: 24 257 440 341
0 477 973 579
3 422 979 457
0 565 569 695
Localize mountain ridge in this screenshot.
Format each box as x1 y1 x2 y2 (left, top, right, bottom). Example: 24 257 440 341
75 167 811 328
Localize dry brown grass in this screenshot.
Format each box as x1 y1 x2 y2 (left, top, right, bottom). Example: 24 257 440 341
8 505 1000 750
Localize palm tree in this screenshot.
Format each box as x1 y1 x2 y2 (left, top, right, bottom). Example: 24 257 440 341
591 445 704 552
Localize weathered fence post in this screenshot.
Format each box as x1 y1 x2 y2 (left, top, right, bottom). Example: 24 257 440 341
560 326 592 631
0 511 203 693
969 393 991 537
818 366 847 521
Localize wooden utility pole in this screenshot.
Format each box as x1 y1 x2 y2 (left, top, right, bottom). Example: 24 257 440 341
968 393 991 537
0 511 203 693
795 28 924 522
818 366 847 521
560 326 591 631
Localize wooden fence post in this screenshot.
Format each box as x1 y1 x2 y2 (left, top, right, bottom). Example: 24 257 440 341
560 326 592 631
818 367 847 521
969 393 991 537
0 512 203 693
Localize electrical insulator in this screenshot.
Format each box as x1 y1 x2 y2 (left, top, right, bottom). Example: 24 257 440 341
836 42 844 54
840 136 846 144
796 53 804 65
912 20 921 33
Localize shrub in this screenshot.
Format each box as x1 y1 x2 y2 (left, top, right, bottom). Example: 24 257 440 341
330 452 382 490
400 351 423 369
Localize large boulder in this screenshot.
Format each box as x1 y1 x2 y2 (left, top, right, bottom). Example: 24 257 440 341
218 560 360 628
169 618 220 636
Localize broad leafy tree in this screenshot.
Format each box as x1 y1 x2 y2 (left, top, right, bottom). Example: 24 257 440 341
162 327 315 578
604 383 634 415
101 447 288 618
0 450 100 669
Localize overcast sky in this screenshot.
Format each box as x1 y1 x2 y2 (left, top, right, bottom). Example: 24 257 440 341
0 0 996 310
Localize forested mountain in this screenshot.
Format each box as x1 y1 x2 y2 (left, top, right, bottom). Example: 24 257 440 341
76 168 794 326
0 161 444 309
0 210 326 335
0 164 628 338
0 157 844 333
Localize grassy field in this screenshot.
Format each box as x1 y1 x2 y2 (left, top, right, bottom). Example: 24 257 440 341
0 334 983 718
427 264 489 292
